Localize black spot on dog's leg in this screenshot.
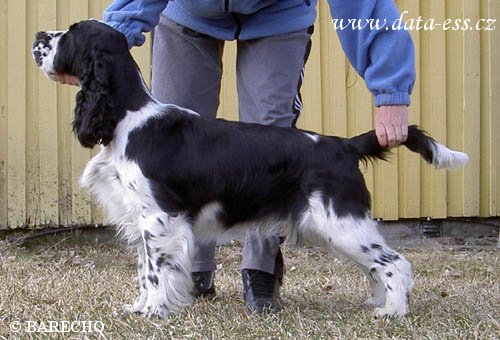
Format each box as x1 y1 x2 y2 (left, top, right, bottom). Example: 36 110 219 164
156 217 165 226
379 254 391 264
156 254 166 268
127 181 137 191
379 253 400 264
369 267 378 283
147 274 159 287
143 230 154 241
361 245 370 253
172 263 182 273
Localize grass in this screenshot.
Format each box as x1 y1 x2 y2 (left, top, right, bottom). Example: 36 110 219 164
0 230 498 339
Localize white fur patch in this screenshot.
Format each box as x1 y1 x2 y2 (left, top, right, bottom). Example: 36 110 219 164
192 202 225 241
163 103 200 116
431 142 469 170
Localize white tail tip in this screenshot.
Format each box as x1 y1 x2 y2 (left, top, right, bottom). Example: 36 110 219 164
432 142 469 170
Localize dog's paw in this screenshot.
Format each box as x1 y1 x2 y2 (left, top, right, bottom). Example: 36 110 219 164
123 293 148 315
373 306 408 319
140 304 170 319
123 303 143 315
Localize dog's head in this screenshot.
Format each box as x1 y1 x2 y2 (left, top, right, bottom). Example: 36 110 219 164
32 20 132 148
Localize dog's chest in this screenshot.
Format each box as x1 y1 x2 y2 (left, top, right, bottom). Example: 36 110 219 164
114 158 158 211
80 147 162 225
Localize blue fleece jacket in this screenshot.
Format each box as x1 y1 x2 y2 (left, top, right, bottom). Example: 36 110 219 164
103 0 415 106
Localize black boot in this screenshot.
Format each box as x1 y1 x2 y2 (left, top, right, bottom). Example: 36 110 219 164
191 271 216 299
242 269 282 313
242 240 285 313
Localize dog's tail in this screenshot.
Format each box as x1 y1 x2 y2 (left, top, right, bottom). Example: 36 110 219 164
347 125 469 170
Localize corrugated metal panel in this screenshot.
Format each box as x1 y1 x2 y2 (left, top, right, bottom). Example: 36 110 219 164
0 0 498 228
480 0 500 217
0 0 8 228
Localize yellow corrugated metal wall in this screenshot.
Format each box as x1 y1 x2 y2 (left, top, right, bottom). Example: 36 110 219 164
0 0 498 228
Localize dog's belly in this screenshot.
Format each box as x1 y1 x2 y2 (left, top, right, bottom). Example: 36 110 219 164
190 200 297 244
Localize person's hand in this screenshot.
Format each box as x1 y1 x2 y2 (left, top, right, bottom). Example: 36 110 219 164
375 105 409 147
54 73 80 86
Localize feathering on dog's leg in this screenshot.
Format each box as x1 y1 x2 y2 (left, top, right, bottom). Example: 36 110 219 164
124 244 149 314
139 214 194 318
362 266 387 308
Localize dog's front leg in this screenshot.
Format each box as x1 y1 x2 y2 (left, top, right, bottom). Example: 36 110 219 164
138 213 194 318
124 243 149 314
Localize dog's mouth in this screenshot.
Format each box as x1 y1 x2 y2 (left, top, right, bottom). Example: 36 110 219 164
32 49 43 66
46 71 57 80
31 42 47 67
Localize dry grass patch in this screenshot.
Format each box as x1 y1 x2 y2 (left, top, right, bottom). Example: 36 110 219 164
0 231 498 339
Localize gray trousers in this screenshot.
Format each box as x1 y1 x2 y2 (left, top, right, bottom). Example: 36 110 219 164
152 16 312 278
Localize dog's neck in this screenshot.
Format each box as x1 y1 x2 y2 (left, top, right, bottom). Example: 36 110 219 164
109 53 157 115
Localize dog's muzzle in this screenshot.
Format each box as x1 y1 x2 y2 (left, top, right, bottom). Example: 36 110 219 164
32 31 51 66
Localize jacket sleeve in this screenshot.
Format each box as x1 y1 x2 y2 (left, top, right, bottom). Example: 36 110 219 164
103 0 169 48
327 0 415 106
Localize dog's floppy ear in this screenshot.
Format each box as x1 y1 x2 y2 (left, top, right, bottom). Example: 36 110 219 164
72 49 117 148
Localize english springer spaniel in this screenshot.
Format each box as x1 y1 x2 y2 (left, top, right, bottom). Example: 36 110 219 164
32 20 468 319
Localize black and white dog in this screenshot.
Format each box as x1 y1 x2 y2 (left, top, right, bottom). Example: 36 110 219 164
33 20 468 319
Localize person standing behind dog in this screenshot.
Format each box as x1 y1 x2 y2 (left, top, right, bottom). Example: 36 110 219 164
57 0 415 313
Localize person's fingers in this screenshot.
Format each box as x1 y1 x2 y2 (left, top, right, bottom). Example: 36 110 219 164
401 124 408 143
375 105 409 147
384 125 393 147
376 123 389 147
391 124 402 147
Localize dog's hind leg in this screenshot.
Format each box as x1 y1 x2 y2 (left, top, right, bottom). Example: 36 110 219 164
365 242 413 318
353 235 413 318
138 213 194 318
300 194 413 318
